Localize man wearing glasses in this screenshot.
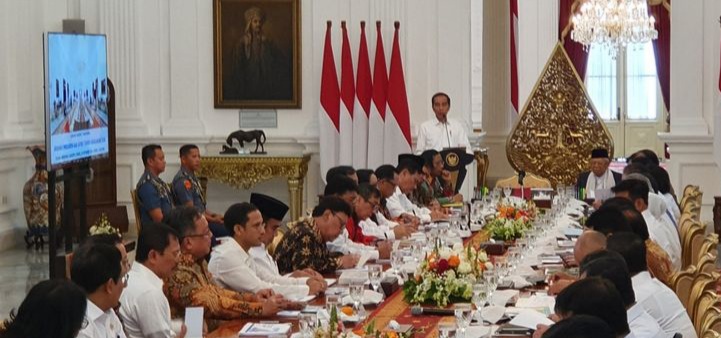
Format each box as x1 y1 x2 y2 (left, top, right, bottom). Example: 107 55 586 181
71 242 129 338
164 206 285 330
374 164 417 237
273 196 360 274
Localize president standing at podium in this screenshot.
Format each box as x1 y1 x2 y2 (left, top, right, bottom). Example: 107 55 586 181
415 92 471 153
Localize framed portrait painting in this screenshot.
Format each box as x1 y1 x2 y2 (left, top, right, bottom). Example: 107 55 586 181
213 0 301 109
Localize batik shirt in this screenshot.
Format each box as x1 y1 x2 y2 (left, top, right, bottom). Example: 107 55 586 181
273 217 341 275
164 252 263 327
136 170 174 226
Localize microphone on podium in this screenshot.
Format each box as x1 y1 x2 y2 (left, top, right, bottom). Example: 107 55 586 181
410 306 455 316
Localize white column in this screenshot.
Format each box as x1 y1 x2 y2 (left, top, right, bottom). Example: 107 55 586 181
162 0 205 136
668 1 709 135
518 0 558 108
470 0 483 131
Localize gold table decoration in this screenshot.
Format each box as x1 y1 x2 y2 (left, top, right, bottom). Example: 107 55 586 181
506 42 614 186
474 148 490 189
197 154 311 220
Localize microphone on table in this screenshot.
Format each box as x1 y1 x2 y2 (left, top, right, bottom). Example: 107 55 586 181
410 306 455 316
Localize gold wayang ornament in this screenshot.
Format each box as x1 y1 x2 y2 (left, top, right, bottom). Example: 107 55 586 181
506 42 614 186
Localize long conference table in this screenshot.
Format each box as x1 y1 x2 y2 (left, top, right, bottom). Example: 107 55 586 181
208 230 493 338
208 198 579 338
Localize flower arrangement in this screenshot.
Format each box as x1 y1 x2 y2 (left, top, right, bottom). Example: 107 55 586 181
88 213 121 237
495 197 537 222
403 243 492 307
485 217 531 241
357 320 414 338
312 305 346 338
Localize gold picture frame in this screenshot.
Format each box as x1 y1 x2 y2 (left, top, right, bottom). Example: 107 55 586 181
213 0 301 109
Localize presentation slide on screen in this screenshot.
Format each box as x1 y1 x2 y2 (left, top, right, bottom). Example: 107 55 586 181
46 33 109 169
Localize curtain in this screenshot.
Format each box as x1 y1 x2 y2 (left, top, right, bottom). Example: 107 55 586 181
559 0 589 80
648 1 670 115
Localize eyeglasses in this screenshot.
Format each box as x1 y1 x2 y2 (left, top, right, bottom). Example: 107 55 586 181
81 317 89 329
332 213 348 226
185 229 212 239
121 273 130 286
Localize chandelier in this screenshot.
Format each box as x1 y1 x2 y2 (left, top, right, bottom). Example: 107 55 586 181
571 0 658 57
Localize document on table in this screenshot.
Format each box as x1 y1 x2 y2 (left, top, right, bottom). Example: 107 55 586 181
508 309 554 330
184 307 203 338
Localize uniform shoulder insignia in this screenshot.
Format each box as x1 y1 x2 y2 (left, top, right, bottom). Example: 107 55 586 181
184 179 192 190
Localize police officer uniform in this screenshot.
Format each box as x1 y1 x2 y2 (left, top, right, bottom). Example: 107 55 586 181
135 170 174 227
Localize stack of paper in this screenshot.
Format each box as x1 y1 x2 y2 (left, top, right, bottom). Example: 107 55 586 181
238 323 292 336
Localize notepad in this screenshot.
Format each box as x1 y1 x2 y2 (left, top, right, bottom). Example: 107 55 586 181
238 323 292 336
184 307 203 338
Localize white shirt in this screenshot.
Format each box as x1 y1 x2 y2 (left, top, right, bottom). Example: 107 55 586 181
662 193 681 226
119 263 175 338
358 217 395 240
386 186 432 222
208 239 309 300
642 209 681 271
77 299 127 338
249 244 310 287
415 118 471 153
375 211 399 228
626 303 667 338
327 229 380 260
631 271 696 338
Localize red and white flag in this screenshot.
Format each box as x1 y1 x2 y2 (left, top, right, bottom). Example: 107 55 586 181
353 21 372 169
319 21 341 181
338 21 355 165
384 21 412 163
367 21 388 169
510 0 519 115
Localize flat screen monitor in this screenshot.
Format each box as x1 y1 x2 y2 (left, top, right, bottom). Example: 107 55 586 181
44 32 109 171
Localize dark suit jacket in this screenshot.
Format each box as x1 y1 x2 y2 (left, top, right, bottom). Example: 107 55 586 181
576 170 622 189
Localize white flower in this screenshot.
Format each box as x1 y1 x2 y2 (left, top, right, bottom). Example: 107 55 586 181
478 251 489 262
439 247 452 260
452 243 464 253
458 262 472 274
485 262 494 270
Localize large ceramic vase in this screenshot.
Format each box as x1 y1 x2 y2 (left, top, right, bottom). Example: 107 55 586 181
22 145 63 250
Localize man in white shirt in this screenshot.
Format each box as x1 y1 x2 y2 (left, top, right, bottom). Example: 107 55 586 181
612 179 681 270
120 223 186 338
248 193 327 295
209 202 318 300
607 233 696 338
373 165 416 238
386 155 446 223
580 250 667 338
71 243 128 338
415 92 471 153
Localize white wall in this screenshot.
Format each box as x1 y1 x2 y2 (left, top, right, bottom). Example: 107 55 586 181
0 0 478 248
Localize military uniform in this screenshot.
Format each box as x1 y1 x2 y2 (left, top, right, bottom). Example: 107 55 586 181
273 217 342 275
172 167 229 240
164 253 263 329
136 170 174 226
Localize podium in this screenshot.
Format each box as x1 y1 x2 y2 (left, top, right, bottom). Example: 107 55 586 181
439 147 475 194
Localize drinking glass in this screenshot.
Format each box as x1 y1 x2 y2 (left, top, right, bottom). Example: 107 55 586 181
503 186 512 198
391 250 404 275
439 323 456 338
325 294 339 315
367 264 383 294
483 270 498 297
472 282 489 310
349 279 366 319
454 303 473 338
299 313 316 338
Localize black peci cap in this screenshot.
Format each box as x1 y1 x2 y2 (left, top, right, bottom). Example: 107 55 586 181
250 193 289 221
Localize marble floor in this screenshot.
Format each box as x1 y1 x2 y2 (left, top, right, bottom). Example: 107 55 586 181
0 247 51 319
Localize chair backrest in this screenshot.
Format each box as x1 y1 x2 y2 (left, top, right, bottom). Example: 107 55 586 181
694 290 721 333
701 308 721 338
130 189 142 234
680 215 701 248
697 252 718 275
495 173 552 189
698 234 720 265
670 264 697 309
683 226 706 269
687 271 720 320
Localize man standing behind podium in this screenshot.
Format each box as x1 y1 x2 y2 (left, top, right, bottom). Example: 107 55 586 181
172 144 228 239
415 92 471 153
